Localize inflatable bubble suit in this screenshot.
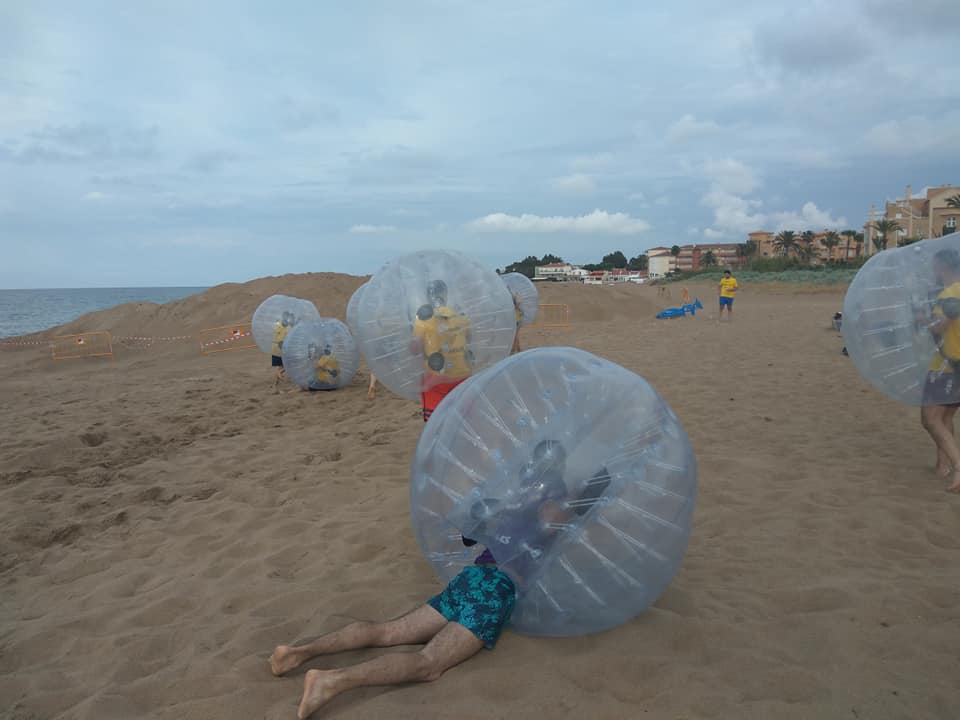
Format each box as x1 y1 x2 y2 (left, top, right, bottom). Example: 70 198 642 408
501 272 539 327
410 346 697 637
281 319 359 390
843 235 960 405
346 282 368 338
354 250 516 401
251 295 321 357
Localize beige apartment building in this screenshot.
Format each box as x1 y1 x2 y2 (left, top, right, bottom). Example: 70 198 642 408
863 184 959 255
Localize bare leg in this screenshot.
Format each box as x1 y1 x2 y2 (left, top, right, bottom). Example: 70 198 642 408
921 406 960 491
296 622 484 719
366 373 377 400
274 367 285 392
936 405 958 476
511 334 521 355
270 605 447 676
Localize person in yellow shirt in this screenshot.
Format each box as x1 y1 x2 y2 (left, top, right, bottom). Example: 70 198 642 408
310 343 341 390
718 269 738 323
921 248 960 493
409 280 473 421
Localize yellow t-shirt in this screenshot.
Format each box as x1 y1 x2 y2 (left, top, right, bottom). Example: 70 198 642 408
929 282 960 372
314 354 340 385
412 305 472 380
271 322 290 356
719 277 738 298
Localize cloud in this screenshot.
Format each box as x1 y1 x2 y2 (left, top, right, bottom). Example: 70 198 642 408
466 209 650 235
703 158 760 195
860 0 960 36
753 9 872 75
627 191 647 203
655 195 670 206
551 173 596 194
349 224 397 234
0 123 159 164
666 114 720 143
277 95 340 132
770 202 847 231
861 114 960 157
703 228 725 239
569 152 614 171
83 191 110 201
183 150 242 174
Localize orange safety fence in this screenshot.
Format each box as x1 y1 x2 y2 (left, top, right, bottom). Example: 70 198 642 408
51 331 114 361
530 303 571 331
199 323 256 355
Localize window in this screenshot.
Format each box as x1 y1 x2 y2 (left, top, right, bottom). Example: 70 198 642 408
895 213 902 219
947 216 957 229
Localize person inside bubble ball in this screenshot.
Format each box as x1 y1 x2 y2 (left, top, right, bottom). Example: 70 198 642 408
921 248 960 493
267 440 576 718
510 293 523 355
308 342 340 391
271 310 295 390
409 279 473 422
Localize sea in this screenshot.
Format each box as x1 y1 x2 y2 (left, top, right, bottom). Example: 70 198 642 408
0 287 208 339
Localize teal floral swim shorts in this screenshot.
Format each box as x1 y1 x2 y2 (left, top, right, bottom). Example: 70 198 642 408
427 565 516 648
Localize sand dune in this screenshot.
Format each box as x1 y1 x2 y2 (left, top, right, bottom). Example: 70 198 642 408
1 276 958 720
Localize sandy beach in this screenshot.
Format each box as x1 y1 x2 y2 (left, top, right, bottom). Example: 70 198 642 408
1 276 958 720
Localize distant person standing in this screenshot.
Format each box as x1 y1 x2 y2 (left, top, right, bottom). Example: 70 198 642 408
718 270 738 323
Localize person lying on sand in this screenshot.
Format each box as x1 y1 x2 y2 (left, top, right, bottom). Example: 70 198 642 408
270 442 575 718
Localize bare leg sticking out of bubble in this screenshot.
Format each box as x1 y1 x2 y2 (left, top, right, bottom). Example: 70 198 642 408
921 405 960 492
366 373 377 400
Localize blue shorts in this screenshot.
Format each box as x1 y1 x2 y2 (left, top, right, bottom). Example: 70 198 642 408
719 296 734 308
271 355 283 367
427 565 516 648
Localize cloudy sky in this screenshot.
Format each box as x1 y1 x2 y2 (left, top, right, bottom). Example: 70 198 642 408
1 0 957 287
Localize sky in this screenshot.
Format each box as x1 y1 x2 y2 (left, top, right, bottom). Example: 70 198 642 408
1 0 958 288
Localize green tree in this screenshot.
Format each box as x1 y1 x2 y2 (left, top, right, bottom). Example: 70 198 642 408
854 232 864 256
670 245 681 272
539 253 564 265
773 230 799 257
602 251 628 268
503 255 540 277
871 219 902 251
946 194 960 208
736 240 757 267
702 250 718 267
822 230 841 262
628 254 648 271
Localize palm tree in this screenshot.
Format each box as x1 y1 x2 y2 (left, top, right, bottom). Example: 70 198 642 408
822 230 841 262
670 244 681 272
871 219 902 251
840 230 857 262
796 242 817 264
854 232 864 257
702 250 718 267
946 194 960 208
736 240 757 268
773 230 799 257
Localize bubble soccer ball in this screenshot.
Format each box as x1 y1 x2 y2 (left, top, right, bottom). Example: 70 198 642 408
410 346 697 637
843 235 960 405
251 295 321 357
281 319 359 391
501 272 539 328
354 250 517 401
346 282 368 338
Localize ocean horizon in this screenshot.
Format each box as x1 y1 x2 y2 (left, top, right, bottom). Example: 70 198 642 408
0 286 208 339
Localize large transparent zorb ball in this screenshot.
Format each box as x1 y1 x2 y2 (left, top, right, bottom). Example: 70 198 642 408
410 347 698 637
354 250 516 401
281 319 359 390
501 272 539 327
251 295 321 357
843 235 960 405
346 282 368 338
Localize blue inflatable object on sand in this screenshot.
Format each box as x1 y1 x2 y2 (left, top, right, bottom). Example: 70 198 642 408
656 298 703 319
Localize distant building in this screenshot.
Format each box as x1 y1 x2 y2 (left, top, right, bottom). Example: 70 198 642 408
534 262 575 280
646 247 675 278
646 243 744 275
864 184 959 255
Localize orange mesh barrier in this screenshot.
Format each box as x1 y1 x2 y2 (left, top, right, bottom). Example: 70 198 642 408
199 323 256 355
51 332 114 361
531 303 571 330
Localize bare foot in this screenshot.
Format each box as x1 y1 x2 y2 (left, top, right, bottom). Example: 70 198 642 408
947 469 960 494
366 387 376 400
936 460 952 478
270 645 306 676
298 669 342 719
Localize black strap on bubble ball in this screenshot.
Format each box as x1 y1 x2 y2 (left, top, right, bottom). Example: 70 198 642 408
417 304 434 321
427 352 446 371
